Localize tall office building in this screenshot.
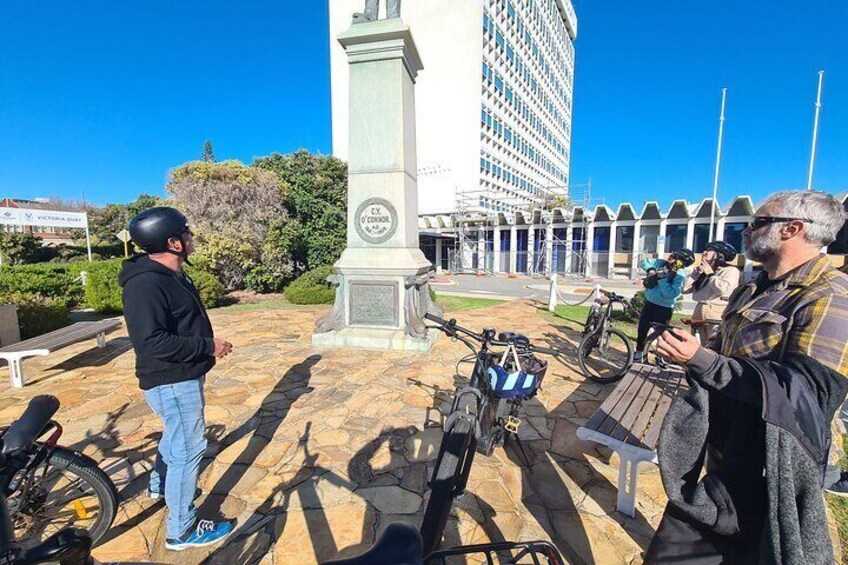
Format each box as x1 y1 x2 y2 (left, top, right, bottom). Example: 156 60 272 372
329 0 577 216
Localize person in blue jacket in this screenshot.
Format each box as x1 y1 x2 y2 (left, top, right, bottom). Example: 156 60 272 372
634 248 696 361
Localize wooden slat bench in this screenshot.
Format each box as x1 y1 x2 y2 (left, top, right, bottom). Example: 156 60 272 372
576 363 687 517
0 319 122 388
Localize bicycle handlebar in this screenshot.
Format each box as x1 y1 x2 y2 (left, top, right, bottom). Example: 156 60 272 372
424 314 561 356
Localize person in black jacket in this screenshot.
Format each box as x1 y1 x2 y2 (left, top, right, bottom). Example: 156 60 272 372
120 207 234 551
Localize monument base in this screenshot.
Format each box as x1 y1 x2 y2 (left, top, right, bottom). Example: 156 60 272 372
312 326 438 353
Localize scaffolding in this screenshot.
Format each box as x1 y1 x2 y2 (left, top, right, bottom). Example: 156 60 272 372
529 181 604 279
446 180 601 277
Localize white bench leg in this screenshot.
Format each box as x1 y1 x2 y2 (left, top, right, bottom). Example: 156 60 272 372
96 333 107 348
2 351 51 389
577 426 657 518
9 357 24 389
617 450 640 518
615 445 657 518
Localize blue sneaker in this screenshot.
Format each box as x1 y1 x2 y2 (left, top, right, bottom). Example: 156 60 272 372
165 519 234 551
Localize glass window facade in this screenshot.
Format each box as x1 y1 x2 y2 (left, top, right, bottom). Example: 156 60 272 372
665 224 687 252
723 222 747 253
693 223 714 253
615 226 635 253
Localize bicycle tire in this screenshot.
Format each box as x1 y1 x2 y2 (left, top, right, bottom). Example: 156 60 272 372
577 328 633 384
420 417 474 557
582 308 600 336
8 446 119 546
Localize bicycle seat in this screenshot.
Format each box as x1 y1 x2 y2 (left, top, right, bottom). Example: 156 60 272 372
321 522 423 565
498 332 529 347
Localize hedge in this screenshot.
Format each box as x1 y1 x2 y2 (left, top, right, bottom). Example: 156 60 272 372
0 258 225 314
0 264 85 307
284 266 336 305
83 260 125 313
83 258 225 313
0 292 69 340
185 265 226 309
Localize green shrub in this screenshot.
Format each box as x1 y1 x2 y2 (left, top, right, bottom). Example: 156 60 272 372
284 266 336 305
0 233 44 265
429 285 437 302
81 258 226 312
84 259 124 313
0 292 69 339
0 264 84 307
245 264 287 293
184 265 226 308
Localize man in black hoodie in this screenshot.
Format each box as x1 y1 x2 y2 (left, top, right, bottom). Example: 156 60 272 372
120 207 234 551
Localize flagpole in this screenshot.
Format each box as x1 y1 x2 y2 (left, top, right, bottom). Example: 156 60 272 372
709 88 728 242
807 70 824 191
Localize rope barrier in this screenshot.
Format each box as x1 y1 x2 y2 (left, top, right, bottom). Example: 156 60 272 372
548 274 602 310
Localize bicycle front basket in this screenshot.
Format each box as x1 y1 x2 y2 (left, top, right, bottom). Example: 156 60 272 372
487 352 547 400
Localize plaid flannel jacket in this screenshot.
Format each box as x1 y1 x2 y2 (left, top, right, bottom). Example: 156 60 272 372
712 255 848 372
711 255 848 468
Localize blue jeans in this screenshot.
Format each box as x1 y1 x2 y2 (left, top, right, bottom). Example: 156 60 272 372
144 377 207 539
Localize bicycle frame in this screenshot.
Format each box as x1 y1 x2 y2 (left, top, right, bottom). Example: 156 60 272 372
421 314 560 559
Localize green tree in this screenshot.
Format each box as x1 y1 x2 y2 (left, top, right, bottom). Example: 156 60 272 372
0 232 44 265
202 140 215 163
253 150 347 272
166 160 291 289
127 193 165 216
87 193 164 247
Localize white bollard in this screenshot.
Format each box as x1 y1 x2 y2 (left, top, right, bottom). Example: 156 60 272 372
548 273 559 312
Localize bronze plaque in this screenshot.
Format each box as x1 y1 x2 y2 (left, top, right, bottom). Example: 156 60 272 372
349 281 399 326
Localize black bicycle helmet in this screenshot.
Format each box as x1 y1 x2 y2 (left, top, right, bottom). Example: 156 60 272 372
670 248 696 268
705 241 737 263
129 207 190 253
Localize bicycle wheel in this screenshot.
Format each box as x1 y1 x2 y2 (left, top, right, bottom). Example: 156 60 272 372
420 417 474 557
7 446 119 546
577 328 633 384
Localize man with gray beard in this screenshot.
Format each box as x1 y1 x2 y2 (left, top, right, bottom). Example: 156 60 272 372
645 190 848 563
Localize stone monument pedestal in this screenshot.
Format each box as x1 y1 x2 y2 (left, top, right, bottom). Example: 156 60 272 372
312 16 440 353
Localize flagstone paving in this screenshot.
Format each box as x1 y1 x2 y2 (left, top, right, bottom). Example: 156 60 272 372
0 301 673 564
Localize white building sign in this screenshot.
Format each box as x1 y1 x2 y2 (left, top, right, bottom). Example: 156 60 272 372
0 206 93 262
0 207 88 228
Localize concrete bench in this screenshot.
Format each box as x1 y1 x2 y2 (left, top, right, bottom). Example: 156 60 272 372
576 363 687 517
0 319 122 388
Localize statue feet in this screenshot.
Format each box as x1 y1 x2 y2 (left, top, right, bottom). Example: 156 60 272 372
352 11 377 23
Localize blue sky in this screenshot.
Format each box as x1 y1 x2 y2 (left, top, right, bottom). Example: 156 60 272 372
0 1 845 210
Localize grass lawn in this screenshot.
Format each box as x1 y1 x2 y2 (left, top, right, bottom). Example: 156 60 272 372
540 303 686 340
827 493 848 563
215 300 302 313
435 294 505 313
826 435 848 562
214 293 505 315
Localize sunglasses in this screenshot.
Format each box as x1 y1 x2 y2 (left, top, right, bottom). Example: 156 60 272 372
748 216 815 231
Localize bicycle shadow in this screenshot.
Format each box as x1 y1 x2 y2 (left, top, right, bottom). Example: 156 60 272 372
420 321 654 564
96 355 319 557
522 328 656 563
200 422 365 565
73 403 229 548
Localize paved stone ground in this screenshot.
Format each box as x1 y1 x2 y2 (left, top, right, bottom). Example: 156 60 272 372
0 302 671 564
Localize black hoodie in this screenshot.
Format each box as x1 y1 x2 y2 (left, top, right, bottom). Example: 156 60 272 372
119 254 215 390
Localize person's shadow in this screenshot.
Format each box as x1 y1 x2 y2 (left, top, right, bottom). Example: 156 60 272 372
520 320 656 563
143 355 320 562
200 421 366 564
